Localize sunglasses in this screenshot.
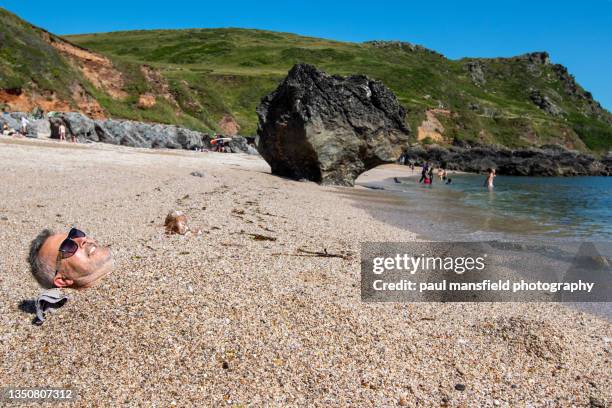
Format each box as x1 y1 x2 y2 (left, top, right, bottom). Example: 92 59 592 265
58 228 86 259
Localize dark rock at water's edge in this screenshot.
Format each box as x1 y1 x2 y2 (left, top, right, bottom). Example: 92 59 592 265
403 143 611 176
256 64 411 186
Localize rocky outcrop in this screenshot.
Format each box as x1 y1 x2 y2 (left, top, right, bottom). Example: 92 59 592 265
256 64 411 185
402 143 611 176
227 136 258 155
1 112 24 132
364 40 444 56
31 118 50 136
465 61 486 85
552 64 612 125
529 89 564 117
49 112 210 149
518 52 550 65
49 112 95 140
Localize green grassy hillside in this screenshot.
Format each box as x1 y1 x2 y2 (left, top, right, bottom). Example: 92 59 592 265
65 29 612 151
0 8 78 99
2 7 611 151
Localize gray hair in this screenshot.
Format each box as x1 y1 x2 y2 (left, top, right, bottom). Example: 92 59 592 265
28 229 56 288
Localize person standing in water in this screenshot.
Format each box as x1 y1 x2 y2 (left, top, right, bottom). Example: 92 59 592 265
419 162 429 183
485 168 496 190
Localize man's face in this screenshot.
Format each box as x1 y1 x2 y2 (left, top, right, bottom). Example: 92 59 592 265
39 232 114 289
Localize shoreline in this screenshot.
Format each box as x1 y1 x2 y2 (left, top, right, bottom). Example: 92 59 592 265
0 139 610 405
353 163 611 242
356 163 470 185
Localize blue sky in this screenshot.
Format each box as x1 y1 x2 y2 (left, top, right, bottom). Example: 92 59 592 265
2 0 611 110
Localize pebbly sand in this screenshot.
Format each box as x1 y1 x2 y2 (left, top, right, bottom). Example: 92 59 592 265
0 138 610 407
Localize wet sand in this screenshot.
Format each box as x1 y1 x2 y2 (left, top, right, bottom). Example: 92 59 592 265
0 139 610 406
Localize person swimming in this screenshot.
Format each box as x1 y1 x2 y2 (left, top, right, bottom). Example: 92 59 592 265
485 168 496 190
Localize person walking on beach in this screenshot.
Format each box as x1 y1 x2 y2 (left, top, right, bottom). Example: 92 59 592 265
59 123 66 141
485 168 496 190
428 166 435 184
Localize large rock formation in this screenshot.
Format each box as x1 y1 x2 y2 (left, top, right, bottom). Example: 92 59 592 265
49 112 210 149
402 142 611 176
227 136 259 155
256 64 411 185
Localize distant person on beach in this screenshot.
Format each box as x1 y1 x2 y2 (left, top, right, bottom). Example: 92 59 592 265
485 168 496 190
437 168 444 181
21 116 29 135
428 167 434 184
29 227 114 289
59 123 66 141
2 122 10 136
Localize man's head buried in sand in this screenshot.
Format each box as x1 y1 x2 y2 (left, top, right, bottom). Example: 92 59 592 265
29 228 114 289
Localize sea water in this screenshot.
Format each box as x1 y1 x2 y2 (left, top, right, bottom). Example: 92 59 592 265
355 174 612 242
349 172 611 320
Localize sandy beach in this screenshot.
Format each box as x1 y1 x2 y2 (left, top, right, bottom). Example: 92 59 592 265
0 138 610 406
